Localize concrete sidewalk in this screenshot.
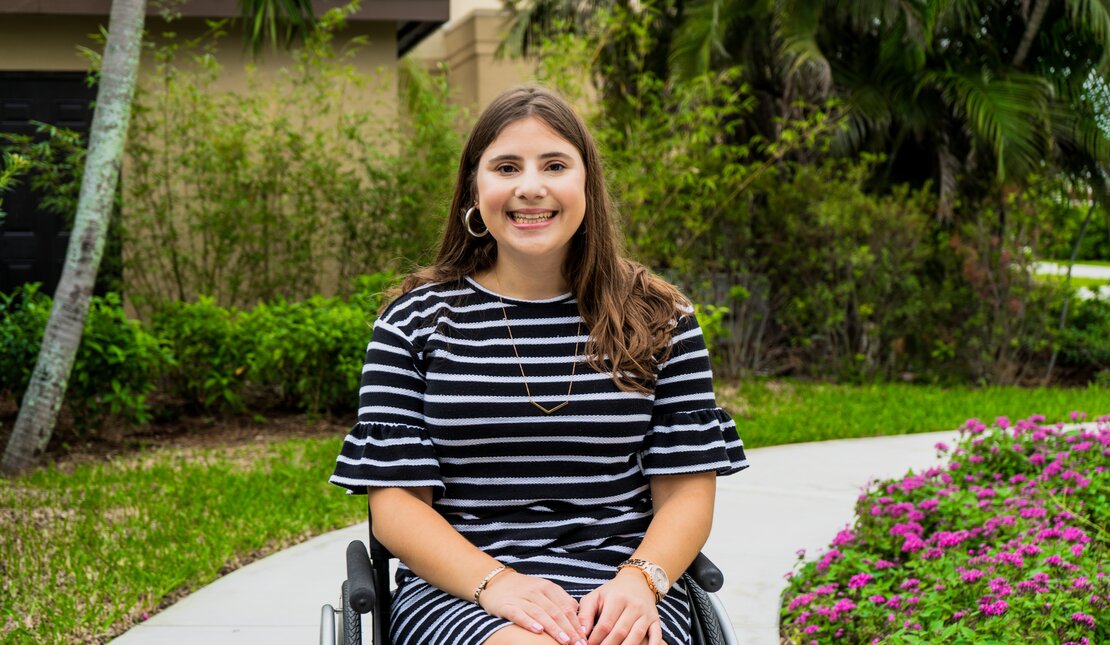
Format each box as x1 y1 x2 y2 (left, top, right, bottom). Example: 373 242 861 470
110 430 959 645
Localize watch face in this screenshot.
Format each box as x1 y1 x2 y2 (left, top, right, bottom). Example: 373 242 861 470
649 565 669 593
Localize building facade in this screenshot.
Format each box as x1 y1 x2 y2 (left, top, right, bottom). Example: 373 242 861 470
0 0 447 297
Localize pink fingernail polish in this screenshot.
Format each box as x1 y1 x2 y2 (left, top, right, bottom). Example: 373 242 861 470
559 631 570 643
532 622 543 632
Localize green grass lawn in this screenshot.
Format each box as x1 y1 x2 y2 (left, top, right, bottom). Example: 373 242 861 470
0 436 365 643
2 381 1108 642
721 379 1110 448
1046 258 1110 267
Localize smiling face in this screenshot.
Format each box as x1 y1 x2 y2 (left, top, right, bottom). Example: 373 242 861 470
474 116 587 271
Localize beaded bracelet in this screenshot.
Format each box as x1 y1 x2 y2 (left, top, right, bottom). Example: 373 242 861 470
473 565 512 604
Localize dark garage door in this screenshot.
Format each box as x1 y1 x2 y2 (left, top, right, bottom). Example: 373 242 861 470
0 71 97 296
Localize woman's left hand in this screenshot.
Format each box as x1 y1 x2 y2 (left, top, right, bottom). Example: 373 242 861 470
577 568 663 645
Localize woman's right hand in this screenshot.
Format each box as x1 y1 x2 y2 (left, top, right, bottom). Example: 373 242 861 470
478 570 587 645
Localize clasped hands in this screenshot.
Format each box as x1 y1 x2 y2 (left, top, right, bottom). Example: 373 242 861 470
478 568 664 645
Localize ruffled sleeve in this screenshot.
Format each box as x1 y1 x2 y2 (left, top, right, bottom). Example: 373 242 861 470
329 316 444 497
641 312 749 477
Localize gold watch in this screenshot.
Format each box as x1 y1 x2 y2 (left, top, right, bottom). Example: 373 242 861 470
617 558 670 602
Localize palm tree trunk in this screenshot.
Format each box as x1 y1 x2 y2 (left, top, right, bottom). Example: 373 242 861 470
1013 0 1049 68
1 0 147 476
1043 199 1098 384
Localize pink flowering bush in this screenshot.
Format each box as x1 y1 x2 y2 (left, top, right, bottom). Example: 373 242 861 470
781 414 1110 643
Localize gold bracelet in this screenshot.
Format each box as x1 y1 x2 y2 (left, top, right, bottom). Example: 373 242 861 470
473 565 512 604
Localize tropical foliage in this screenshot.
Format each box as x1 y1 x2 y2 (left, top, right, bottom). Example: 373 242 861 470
507 0 1110 218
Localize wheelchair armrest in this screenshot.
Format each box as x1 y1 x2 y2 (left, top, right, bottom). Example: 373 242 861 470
345 540 376 614
687 552 724 593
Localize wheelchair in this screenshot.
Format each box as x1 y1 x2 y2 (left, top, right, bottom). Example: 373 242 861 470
320 514 739 645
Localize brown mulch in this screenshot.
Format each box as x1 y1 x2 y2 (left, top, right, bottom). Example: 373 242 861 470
0 396 351 469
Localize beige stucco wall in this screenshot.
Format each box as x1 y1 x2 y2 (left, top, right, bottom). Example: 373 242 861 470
0 14 396 91
408 5 536 113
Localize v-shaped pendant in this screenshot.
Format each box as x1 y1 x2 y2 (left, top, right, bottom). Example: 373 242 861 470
495 277 582 415
530 399 570 415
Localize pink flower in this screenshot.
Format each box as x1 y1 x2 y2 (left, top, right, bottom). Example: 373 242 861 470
996 416 1011 429
874 560 896 570
918 499 939 512
978 599 1009 616
869 595 886 604
849 573 874 589
900 578 921 590
788 593 816 611
1062 527 1089 543
1070 411 1086 421
816 550 843 573
936 530 969 548
832 528 855 547
988 577 1013 597
934 442 950 453
803 624 819 634
960 569 985 583
901 534 926 553
1071 612 1096 629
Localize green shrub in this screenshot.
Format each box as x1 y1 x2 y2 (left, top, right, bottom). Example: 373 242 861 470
0 283 52 397
0 285 170 428
1057 298 1110 369
67 293 172 428
239 296 371 413
753 158 935 382
151 297 250 413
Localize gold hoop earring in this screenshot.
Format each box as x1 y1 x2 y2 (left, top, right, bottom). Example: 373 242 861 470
464 206 489 238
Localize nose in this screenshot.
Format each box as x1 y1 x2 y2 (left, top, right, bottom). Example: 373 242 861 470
515 166 547 200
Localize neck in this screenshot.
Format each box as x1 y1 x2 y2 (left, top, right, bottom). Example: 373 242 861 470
484 253 569 300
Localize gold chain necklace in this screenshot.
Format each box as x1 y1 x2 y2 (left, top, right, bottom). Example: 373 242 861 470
494 274 582 414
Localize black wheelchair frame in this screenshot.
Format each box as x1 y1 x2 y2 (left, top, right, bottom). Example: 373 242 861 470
320 515 739 645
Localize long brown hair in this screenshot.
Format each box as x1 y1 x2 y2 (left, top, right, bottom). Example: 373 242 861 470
395 85 688 393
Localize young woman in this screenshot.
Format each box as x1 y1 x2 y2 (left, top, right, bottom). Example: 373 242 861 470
331 86 747 645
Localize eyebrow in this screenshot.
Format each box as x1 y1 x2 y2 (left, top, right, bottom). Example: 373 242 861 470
487 152 573 163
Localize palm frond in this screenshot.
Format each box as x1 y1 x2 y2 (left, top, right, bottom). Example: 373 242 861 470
775 0 834 95
240 0 315 57
1067 0 1110 68
670 0 769 79
924 69 1054 179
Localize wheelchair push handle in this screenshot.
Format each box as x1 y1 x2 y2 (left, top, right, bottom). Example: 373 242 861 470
687 552 724 593
345 540 376 614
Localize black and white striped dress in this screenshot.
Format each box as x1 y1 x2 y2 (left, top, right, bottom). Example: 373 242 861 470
330 278 748 645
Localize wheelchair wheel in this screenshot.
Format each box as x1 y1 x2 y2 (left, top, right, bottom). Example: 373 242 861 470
686 578 726 645
339 580 363 645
